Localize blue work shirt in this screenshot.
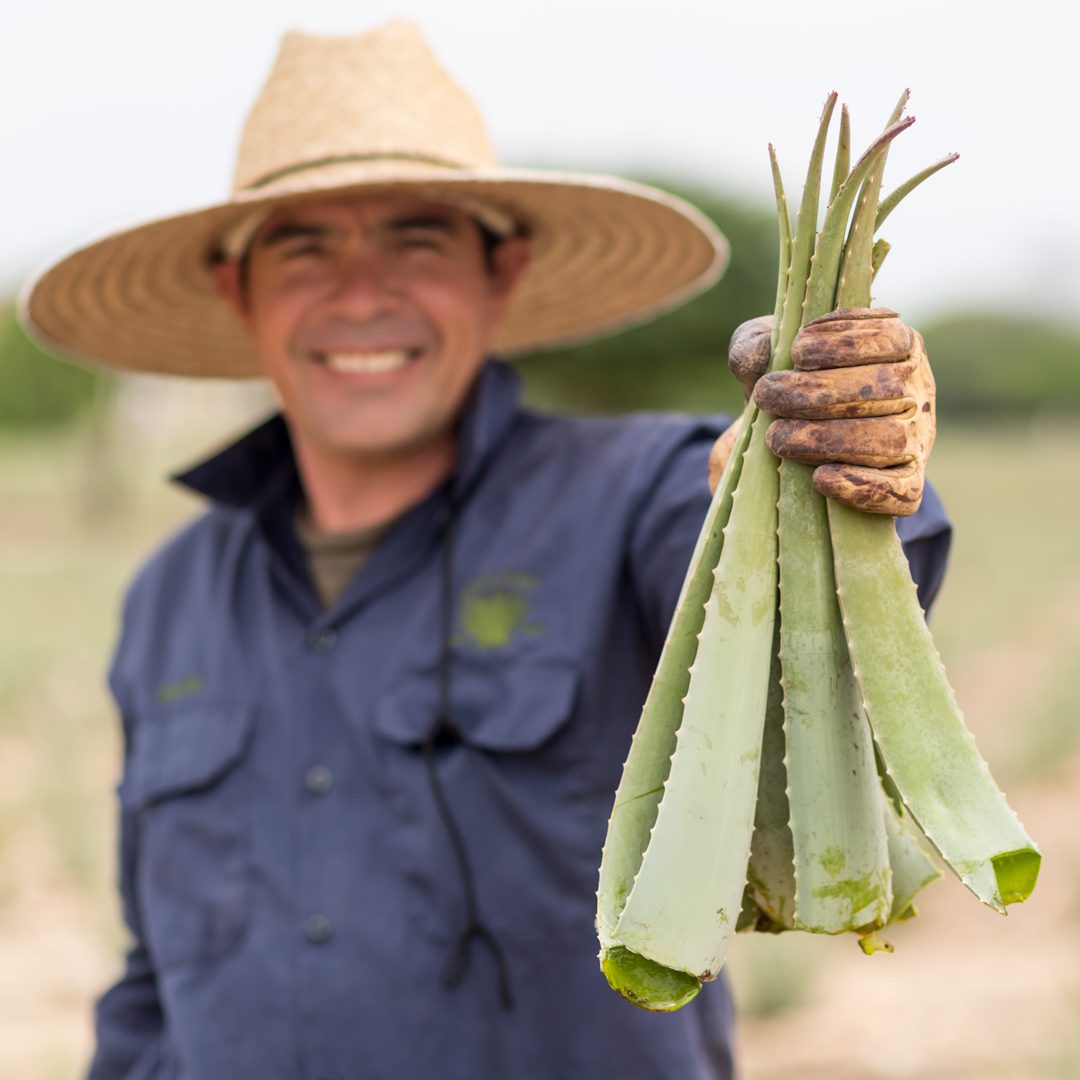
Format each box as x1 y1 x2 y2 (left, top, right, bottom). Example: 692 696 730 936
91 359 951 1080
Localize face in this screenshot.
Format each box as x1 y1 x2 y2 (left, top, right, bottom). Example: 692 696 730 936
214 195 529 462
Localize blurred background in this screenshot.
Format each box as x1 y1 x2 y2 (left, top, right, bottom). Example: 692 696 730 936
2 1 1078 1077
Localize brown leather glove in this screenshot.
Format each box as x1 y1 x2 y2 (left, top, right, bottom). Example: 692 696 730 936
712 308 936 516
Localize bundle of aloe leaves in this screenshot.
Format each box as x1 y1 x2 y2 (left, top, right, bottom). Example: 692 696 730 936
595 92 1041 1013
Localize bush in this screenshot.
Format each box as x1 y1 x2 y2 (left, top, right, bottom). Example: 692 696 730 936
0 305 111 429
922 312 1080 417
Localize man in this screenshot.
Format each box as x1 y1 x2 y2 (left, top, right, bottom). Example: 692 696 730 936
22 20 948 1080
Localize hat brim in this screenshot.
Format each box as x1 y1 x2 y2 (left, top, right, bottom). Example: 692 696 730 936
20 165 728 378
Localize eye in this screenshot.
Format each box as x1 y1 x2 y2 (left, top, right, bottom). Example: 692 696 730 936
282 240 329 260
397 230 445 252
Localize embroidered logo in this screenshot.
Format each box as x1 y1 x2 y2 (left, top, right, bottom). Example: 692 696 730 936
156 674 204 703
454 571 544 651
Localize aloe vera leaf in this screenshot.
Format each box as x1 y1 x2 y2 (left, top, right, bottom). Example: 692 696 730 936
838 148 893 304
803 116 915 319
837 170 885 307
774 92 837 371
746 620 796 928
822 109 1038 913
611 411 779 979
828 104 851 207
736 882 764 932
876 154 960 230
887 88 911 127
596 404 755 947
769 144 793 345
882 792 942 923
871 238 891 282
837 90 911 304
828 503 1041 911
874 740 904 817
778 460 892 932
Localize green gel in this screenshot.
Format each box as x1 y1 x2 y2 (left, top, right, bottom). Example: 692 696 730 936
600 946 701 1013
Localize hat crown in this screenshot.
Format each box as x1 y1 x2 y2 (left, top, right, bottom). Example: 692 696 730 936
232 19 500 193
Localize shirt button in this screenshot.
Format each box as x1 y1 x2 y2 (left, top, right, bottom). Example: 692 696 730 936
304 765 334 796
306 627 338 654
305 914 334 944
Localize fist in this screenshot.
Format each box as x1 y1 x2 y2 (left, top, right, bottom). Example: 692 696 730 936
720 308 936 516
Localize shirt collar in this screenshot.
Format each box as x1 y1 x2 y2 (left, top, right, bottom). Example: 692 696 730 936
172 358 525 509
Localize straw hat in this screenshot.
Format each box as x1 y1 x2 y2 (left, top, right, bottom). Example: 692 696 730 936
20 19 728 378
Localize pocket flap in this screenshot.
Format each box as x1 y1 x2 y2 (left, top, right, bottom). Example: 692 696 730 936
121 701 256 808
376 652 579 752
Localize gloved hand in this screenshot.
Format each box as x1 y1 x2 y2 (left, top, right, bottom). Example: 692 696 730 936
709 308 936 516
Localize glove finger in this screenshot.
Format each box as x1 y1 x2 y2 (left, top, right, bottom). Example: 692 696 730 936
728 316 773 390
766 415 918 469
753 361 917 419
812 461 925 516
792 307 913 371
707 420 742 495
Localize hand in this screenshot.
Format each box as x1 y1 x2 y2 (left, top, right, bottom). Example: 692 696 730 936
714 309 936 516
706 316 771 493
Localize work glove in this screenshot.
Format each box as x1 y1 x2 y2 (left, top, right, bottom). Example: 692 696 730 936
708 308 936 516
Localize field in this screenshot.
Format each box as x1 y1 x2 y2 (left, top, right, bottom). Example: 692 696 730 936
2 413 1078 1079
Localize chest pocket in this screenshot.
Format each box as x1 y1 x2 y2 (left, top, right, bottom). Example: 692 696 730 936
375 648 579 752
120 701 256 973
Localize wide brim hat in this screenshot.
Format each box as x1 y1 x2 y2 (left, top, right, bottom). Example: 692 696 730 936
20 19 728 378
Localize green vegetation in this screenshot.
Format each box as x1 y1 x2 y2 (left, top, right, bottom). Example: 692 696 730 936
923 312 1080 417
0 308 112 428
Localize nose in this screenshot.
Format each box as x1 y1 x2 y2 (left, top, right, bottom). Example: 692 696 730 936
324 251 402 316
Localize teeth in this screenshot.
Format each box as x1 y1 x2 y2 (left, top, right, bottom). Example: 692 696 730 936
323 349 413 373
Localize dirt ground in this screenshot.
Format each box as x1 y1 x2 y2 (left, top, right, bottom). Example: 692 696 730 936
735 750 1080 1079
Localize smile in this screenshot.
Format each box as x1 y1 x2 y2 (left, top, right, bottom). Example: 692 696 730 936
314 347 423 374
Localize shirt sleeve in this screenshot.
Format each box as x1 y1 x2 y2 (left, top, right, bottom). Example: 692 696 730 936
627 421 953 651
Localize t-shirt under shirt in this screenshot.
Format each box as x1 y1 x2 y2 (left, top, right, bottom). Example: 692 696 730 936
294 507 394 609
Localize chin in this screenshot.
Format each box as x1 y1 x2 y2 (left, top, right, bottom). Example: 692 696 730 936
328 425 446 461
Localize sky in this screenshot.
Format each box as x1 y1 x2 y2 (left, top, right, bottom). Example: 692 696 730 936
5 0 1078 326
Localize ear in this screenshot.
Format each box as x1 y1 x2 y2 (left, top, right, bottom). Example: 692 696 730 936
489 235 531 300
485 236 531 335
211 259 251 325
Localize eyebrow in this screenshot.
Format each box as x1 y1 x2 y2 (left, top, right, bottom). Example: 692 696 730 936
256 222 333 249
383 213 459 234
255 211 462 251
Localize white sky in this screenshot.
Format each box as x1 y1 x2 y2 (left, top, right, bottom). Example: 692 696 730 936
5 0 1078 325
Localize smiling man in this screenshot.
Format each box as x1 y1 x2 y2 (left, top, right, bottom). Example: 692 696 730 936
22 20 950 1080
213 196 530 534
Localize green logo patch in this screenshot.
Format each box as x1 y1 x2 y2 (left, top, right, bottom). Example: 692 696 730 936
454 571 543 651
156 674 204 703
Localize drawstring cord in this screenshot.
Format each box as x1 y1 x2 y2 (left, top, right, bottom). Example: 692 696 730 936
419 501 514 1010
